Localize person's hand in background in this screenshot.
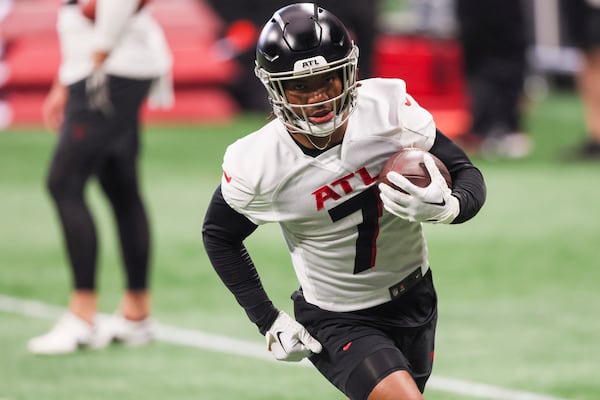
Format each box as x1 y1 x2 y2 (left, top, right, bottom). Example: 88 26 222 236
42 80 67 133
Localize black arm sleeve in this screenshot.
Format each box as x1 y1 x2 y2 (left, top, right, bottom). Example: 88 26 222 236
202 186 279 335
430 130 487 224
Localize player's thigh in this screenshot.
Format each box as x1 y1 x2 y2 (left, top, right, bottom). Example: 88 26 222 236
293 294 417 400
367 370 423 400
344 344 425 400
392 315 437 393
311 331 410 400
48 81 113 189
97 127 140 198
97 77 151 195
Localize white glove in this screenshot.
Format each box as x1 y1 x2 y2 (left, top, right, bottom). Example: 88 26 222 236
86 68 113 116
265 311 322 362
378 154 459 224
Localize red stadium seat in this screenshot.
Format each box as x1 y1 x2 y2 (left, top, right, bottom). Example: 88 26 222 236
372 35 470 138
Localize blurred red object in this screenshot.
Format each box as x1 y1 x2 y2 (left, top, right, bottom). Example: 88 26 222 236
225 20 257 53
373 35 470 139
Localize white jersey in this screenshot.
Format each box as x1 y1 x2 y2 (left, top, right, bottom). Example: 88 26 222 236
221 78 437 312
57 0 172 85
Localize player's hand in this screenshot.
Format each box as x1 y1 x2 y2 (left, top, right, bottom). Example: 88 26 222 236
265 311 322 362
85 68 113 116
378 154 459 224
42 81 67 133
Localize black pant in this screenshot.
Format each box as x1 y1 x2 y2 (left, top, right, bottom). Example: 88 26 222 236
455 0 527 137
46 76 152 290
561 0 600 50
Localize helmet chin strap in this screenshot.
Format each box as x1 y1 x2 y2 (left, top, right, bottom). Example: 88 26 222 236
294 109 346 150
295 117 336 137
294 116 336 150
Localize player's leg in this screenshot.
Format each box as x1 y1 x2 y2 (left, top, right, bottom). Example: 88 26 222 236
367 371 423 400
581 47 600 144
97 77 152 308
293 291 432 400
346 346 424 400
94 77 154 346
344 318 436 400
562 0 600 157
97 126 151 316
29 81 112 354
307 330 425 400
577 2 600 148
46 80 115 319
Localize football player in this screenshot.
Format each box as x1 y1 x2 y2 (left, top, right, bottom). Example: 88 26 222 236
202 3 486 399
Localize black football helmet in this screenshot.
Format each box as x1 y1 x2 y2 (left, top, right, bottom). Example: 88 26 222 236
255 3 359 137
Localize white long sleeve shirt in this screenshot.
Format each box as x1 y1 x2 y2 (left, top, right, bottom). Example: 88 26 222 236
57 0 172 85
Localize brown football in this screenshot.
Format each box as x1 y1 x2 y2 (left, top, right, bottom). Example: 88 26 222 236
378 148 452 192
80 0 150 21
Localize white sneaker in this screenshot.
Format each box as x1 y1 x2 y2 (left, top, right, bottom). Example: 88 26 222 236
28 312 94 355
91 314 155 349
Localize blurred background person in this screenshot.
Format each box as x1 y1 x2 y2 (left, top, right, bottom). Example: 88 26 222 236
27 0 173 355
561 0 600 159
454 0 533 159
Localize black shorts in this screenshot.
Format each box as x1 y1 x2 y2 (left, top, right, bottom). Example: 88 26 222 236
293 269 437 400
561 0 600 50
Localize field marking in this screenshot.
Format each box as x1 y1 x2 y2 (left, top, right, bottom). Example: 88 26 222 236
0 294 566 400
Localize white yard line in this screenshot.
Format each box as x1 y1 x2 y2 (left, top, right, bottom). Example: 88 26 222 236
0 295 567 400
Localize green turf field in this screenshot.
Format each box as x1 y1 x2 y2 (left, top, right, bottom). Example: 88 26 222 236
1 90 599 400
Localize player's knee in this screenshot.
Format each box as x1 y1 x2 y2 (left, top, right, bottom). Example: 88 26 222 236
99 172 139 203
46 169 75 202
